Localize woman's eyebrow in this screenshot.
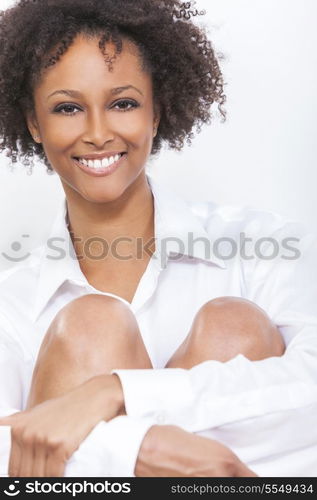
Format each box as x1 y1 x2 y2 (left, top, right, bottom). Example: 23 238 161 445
111 85 143 96
47 85 144 100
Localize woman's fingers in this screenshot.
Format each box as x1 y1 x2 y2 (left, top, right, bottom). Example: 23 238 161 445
45 448 67 477
32 444 47 477
0 413 20 425
10 435 67 477
18 440 34 477
8 432 22 477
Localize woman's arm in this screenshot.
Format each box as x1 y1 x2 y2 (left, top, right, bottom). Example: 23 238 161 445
0 374 123 477
135 425 257 477
0 373 257 477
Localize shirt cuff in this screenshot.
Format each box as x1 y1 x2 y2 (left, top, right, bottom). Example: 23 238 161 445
65 416 156 477
113 368 194 427
0 426 11 477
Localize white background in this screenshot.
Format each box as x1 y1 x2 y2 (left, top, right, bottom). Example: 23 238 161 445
0 0 316 271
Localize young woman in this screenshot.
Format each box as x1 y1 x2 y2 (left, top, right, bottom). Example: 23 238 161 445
0 0 316 478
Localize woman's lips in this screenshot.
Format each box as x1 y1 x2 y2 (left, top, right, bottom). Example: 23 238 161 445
72 153 127 177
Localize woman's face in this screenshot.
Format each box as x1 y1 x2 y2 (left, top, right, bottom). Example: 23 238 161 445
26 33 159 204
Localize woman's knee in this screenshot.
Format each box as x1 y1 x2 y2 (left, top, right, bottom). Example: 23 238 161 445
193 296 285 360
48 294 138 341
204 296 283 353
28 294 152 407
167 296 285 368
38 293 151 369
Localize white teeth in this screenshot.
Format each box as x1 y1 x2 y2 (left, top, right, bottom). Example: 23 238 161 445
77 154 122 169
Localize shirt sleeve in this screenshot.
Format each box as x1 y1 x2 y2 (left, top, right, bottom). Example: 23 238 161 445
0 335 26 477
65 416 156 477
113 222 317 438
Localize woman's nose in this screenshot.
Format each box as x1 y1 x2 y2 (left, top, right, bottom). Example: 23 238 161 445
82 110 115 147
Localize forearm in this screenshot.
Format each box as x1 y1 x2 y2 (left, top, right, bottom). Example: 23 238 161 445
89 374 126 421
134 425 257 477
135 425 194 477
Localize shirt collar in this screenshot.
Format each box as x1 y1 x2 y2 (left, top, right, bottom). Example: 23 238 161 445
32 173 226 321
147 174 226 270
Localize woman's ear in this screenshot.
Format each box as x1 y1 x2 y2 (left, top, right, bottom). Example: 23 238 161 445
25 110 41 143
153 101 161 139
153 103 161 138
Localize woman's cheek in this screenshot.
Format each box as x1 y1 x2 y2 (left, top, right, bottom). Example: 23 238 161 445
110 111 149 140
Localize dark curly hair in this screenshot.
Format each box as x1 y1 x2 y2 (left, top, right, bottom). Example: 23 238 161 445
0 0 226 174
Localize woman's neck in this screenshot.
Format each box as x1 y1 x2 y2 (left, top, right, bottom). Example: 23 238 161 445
63 174 155 264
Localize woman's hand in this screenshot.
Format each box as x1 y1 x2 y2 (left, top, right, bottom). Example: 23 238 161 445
136 425 257 477
0 374 124 477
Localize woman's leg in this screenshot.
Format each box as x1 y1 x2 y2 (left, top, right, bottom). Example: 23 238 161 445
166 296 285 368
27 294 152 409
25 293 283 477
28 293 285 407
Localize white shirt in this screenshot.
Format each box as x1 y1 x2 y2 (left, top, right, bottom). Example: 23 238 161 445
0 173 317 477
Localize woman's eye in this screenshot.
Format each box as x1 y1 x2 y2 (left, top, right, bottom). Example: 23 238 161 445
54 104 80 116
54 99 139 116
112 99 139 111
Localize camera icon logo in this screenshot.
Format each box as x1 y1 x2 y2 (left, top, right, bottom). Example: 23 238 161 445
4 481 20 496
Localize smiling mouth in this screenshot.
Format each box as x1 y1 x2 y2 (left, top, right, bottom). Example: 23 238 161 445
73 153 126 169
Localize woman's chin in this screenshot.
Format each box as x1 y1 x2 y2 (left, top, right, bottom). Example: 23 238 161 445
78 185 126 205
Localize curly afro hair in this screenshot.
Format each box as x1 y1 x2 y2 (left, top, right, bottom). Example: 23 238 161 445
0 0 226 174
